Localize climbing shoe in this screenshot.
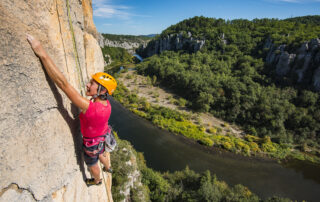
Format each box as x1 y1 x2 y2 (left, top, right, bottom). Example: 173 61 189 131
103 167 113 173
85 178 102 187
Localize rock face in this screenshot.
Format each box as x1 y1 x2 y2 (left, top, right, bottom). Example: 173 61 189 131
265 38 320 90
138 32 205 57
0 0 111 201
100 37 148 54
119 148 145 202
110 139 148 202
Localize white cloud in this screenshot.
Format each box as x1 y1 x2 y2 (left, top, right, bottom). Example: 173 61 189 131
92 0 133 19
92 0 111 7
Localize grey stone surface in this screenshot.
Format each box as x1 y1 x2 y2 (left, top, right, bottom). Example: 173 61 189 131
102 38 148 54
0 0 108 201
140 32 205 57
117 146 147 202
265 38 320 90
0 189 35 202
296 53 312 82
276 52 296 76
313 66 320 91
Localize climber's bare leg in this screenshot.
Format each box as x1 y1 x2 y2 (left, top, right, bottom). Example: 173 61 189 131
89 163 101 184
99 152 111 169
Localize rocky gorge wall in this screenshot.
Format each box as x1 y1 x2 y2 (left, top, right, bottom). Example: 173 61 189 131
265 38 320 90
0 0 111 201
137 32 205 57
99 36 148 54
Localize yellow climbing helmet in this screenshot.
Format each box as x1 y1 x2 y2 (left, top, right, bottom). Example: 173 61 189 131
92 72 117 95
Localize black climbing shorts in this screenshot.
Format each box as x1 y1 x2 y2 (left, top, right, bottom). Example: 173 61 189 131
83 143 105 167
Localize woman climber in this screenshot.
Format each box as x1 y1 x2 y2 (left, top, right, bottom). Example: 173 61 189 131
26 34 116 186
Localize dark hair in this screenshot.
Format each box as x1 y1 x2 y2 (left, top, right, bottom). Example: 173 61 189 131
98 85 108 100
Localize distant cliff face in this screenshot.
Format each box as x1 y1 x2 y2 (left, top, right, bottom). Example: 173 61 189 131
265 38 320 90
0 0 110 201
138 32 205 57
102 38 146 54
99 34 149 54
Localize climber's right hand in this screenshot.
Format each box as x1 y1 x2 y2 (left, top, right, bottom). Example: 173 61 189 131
26 34 46 58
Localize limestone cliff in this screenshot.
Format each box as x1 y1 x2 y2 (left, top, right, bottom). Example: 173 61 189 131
99 34 150 54
0 0 111 201
265 38 320 90
137 32 205 57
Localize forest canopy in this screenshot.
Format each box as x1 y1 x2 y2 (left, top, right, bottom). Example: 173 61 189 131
137 16 320 148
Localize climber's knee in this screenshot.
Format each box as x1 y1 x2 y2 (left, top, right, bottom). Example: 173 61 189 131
89 163 100 174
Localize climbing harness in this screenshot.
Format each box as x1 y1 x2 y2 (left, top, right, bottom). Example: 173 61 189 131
104 126 117 152
82 125 117 154
83 141 104 157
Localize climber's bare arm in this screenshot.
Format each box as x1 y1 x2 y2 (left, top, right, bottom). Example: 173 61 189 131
26 34 89 112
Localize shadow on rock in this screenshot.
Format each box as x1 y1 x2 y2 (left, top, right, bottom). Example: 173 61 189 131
42 65 86 181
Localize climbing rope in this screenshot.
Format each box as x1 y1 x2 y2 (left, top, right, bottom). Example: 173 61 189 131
65 0 112 200
100 161 112 202
66 0 85 96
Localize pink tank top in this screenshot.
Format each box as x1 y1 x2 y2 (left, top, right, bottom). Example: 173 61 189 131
79 100 111 140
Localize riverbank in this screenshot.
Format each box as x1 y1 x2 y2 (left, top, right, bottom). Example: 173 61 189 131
109 97 320 201
113 69 320 164
117 69 243 137
112 137 295 202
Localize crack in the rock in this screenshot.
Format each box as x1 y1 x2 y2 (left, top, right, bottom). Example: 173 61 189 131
32 106 59 120
56 0 70 77
0 183 38 201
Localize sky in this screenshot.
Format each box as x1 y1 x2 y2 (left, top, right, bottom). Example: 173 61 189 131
92 0 320 35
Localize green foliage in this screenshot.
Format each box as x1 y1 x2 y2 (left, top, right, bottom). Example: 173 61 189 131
198 137 214 146
147 16 320 54
222 141 233 150
152 75 157 85
102 33 153 43
245 135 261 143
284 15 320 26
112 137 291 201
125 74 133 79
101 46 133 65
262 142 277 153
139 166 289 201
111 139 137 201
207 127 217 134
111 138 151 201
113 81 320 162
141 167 170 201
136 16 320 153
177 98 187 107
